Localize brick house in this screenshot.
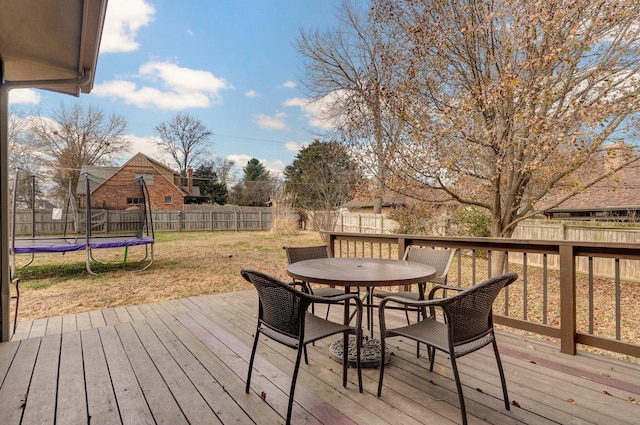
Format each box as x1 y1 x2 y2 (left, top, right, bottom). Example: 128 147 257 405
77 153 206 211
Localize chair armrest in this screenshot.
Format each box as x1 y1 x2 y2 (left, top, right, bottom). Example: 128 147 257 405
288 280 310 293
428 284 464 300
378 294 445 310
307 292 363 307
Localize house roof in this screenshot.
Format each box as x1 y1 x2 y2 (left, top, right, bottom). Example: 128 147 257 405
544 158 640 213
0 0 107 95
76 165 120 195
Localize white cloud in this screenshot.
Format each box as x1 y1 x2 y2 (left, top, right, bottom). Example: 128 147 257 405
93 61 234 110
284 92 345 129
245 90 258 97
227 154 285 174
122 134 163 159
254 112 288 130
8 89 40 105
265 160 285 174
281 81 297 88
284 141 306 152
101 0 155 53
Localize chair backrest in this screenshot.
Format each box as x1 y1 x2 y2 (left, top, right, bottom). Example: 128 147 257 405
403 246 456 285
283 245 332 265
443 272 518 344
241 269 310 339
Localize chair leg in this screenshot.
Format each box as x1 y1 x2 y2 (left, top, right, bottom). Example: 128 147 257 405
286 345 306 425
428 345 436 371
246 330 260 393
377 334 386 397
356 329 363 393
342 333 348 387
449 355 468 425
492 338 511 410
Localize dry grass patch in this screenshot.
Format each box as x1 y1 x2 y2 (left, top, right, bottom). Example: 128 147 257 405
12 230 323 321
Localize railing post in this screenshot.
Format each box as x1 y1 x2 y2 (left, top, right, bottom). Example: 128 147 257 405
559 243 577 355
397 237 407 260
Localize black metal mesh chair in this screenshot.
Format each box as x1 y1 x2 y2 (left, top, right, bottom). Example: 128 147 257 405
377 272 518 425
242 268 363 425
284 245 345 319
375 246 456 304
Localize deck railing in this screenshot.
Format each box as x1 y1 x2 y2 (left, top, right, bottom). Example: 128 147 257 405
326 231 640 359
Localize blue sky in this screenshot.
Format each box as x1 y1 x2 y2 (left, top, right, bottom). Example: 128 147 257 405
9 0 350 177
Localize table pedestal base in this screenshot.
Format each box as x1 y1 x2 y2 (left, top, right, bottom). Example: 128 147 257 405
329 336 390 368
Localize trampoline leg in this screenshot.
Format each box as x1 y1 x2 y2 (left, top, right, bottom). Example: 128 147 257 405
123 246 128 270
86 248 98 276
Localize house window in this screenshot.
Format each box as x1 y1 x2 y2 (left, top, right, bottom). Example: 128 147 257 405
134 173 154 185
127 197 144 205
164 195 172 204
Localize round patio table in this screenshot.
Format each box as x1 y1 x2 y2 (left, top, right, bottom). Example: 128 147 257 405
287 257 436 367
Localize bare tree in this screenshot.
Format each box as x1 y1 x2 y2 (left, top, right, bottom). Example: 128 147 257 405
30 103 128 200
363 0 640 239
211 157 235 187
297 0 398 213
154 112 213 176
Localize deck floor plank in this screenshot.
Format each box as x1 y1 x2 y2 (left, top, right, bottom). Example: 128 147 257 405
88 310 107 328
81 328 121 425
3 290 640 425
74 311 93 331
56 332 88 424
0 338 41 425
61 314 77 334
20 335 60 425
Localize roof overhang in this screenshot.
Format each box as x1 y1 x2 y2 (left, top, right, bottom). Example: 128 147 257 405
0 0 108 95
0 0 108 342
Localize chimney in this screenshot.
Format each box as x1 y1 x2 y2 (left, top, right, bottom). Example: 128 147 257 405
187 167 193 193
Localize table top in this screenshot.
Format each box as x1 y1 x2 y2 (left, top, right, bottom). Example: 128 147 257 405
286 257 436 287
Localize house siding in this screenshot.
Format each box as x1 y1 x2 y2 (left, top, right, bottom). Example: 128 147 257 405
90 159 186 211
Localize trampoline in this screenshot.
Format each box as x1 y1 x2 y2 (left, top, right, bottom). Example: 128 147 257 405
10 170 155 277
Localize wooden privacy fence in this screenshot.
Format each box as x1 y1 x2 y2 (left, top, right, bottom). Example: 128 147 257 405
11 206 288 235
334 212 398 234
512 219 640 282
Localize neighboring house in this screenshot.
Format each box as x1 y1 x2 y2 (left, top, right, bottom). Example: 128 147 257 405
541 144 640 221
76 153 208 211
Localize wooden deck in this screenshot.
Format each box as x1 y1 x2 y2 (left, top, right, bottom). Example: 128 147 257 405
1 291 639 424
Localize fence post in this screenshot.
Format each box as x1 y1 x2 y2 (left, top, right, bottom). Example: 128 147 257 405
235 210 238 231
259 211 262 230
178 211 182 232
559 243 577 355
